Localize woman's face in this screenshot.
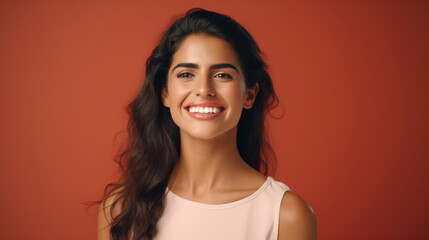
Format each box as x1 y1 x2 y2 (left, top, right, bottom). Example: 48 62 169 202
162 34 258 140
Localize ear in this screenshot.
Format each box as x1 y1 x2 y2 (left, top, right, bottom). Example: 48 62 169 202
243 83 259 109
161 87 170 108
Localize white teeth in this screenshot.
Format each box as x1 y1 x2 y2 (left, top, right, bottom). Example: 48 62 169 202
188 106 222 114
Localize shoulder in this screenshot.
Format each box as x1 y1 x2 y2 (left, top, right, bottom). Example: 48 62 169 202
97 187 124 240
278 191 317 240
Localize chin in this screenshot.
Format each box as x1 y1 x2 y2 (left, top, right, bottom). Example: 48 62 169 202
183 129 225 140
179 125 237 141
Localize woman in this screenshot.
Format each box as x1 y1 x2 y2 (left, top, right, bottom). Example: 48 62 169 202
98 8 317 240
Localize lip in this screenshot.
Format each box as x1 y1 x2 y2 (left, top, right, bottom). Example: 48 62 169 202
184 102 225 121
184 102 225 108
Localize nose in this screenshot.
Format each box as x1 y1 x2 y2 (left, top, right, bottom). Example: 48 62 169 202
195 75 215 97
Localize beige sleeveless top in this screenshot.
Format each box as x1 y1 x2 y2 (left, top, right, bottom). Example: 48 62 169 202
155 176 291 240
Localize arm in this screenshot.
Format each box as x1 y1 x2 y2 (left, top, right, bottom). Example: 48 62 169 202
97 189 122 240
278 191 317 240
97 201 112 240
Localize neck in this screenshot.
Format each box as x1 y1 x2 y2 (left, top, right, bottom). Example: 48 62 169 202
170 127 247 193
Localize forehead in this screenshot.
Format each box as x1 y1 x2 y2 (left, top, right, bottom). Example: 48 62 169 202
170 34 241 68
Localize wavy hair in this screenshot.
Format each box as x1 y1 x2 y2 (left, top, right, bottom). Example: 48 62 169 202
101 8 279 240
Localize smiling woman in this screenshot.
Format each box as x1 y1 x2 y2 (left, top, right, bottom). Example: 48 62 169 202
162 34 257 139
97 8 316 240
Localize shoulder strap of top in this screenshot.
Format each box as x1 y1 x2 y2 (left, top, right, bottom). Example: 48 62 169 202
267 177 291 240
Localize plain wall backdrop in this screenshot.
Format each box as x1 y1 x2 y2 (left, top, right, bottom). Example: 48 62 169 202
0 0 428 239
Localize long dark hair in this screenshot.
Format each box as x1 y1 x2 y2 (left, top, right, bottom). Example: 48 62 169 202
101 8 278 240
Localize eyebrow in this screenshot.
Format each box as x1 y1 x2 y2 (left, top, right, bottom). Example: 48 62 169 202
171 63 240 74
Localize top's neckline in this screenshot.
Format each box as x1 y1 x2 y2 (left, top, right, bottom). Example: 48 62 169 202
165 176 273 209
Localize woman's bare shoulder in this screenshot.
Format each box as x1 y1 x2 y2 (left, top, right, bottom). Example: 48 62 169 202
278 191 317 240
97 187 124 240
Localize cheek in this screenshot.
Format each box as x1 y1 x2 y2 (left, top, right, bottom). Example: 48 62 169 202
222 82 246 105
167 82 188 107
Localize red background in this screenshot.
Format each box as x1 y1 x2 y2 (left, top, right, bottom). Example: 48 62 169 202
1 1 428 239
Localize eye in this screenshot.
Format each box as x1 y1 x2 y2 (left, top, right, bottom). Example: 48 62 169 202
177 72 194 78
214 73 233 79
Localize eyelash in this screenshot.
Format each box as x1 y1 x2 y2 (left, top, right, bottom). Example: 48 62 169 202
176 72 233 79
177 72 194 78
214 73 232 79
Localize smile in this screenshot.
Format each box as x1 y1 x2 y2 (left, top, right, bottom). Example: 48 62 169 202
188 106 223 114
185 103 225 120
